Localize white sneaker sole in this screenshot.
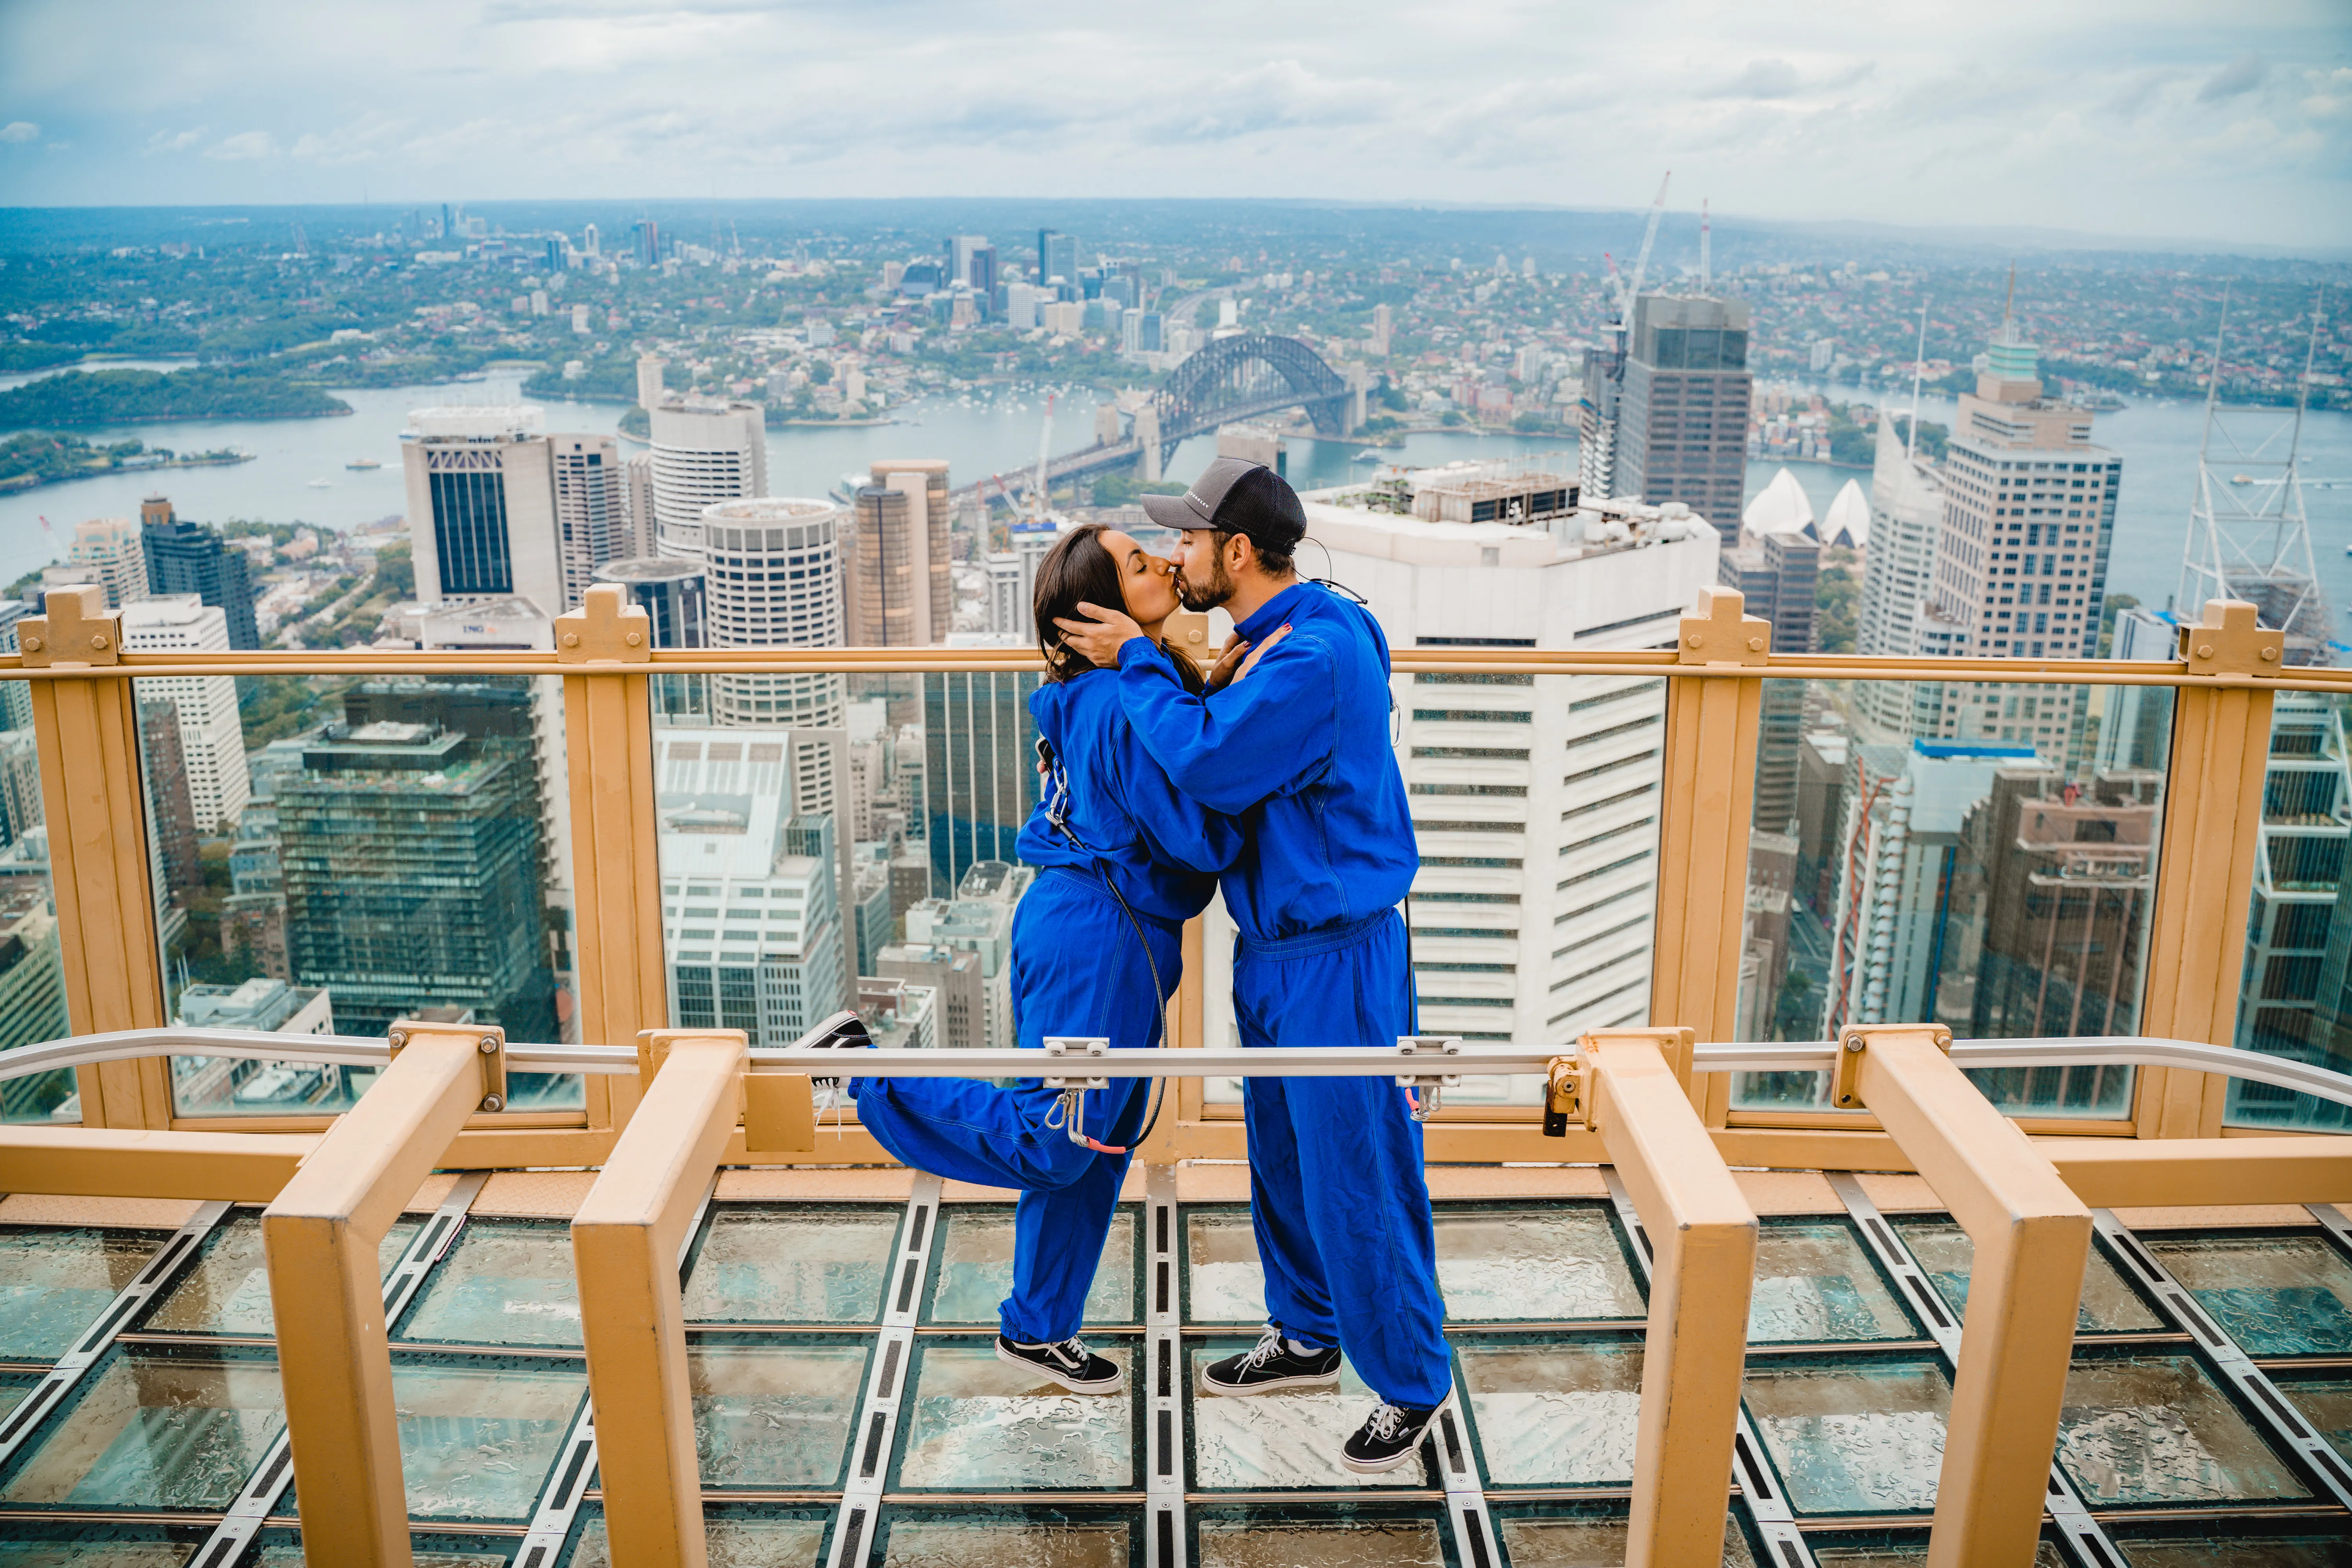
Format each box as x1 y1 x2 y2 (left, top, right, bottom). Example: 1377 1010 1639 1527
1338 1396 1454 1474
996 1341 1123 1394
1198 1365 1342 1396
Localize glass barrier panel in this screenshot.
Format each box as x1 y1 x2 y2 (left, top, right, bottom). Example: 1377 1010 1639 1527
2227 691 2352 1130
139 670 581 1116
0 674 72 1123
1730 677 2170 1120
1204 671 1666 1110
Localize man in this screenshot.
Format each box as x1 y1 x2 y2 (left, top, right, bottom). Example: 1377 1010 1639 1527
1055 456 1451 1473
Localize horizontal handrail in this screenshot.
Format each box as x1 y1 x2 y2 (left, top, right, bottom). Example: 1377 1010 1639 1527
0 641 2346 690
8 1030 2352 1114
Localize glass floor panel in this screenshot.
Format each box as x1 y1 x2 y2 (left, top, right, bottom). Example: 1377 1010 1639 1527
2104 1518 2352 1565
0 1375 35 1425
1741 1356 1951 1516
1192 1503 1454 1567
1185 1211 1266 1325
1431 1205 1645 1322
1456 1339 1640 1488
1748 1220 1917 1345
394 1219 580 1349
0 1521 215 1564
2056 1351 2313 1506
683 1204 901 1326
1494 1511 1758 1567
0 1228 170 1364
2272 1373 2352 1460
692 1339 867 1490
278 1356 584 1523
870 1505 1137 1567
2137 1232 2352 1356
248 1526 518 1564
139 1212 421 1338
893 1339 1136 1491
1890 1217 2164 1333
1802 1537 2067 1566
1188 1341 1431 1491
559 1505 832 1567
0 1346 283 1511
927 1207 1136 1327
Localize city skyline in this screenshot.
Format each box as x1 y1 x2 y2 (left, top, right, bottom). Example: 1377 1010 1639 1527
0 3 2345 249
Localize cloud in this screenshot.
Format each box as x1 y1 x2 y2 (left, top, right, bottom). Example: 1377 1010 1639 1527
0 121 38 143
204 129 275 160
1710 58 1804 100
142 126 206 154
2199 53 2267 102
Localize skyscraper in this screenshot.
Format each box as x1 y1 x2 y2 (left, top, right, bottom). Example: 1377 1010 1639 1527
922 672 1043 898
120 596 251 833
1038 230 1077 292
1854 414 1948 741
648 398 768 561
847 461 951 648
697 497 849 815
1612 294 1753 533
49 518 147 610
140 497 258 649
945 235 988 289
550 434 627 610
401 407 565 615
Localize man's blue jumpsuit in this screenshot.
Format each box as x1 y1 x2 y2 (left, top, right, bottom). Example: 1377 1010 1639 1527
852 667 1239 1346
1115 582 1452 1410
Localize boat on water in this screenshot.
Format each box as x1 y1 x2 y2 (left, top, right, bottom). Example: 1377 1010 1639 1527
306 478 331 489
1351 449 1381 464
345 458 382 471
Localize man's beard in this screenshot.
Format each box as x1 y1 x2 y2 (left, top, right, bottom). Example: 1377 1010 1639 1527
1178 551 1235 612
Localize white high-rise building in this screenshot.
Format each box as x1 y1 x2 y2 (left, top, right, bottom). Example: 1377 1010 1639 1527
1853 415 1947 741
650 398 767 562
121 596 251 832
1199 466 1717 1106
401 407 566 617
698 497 848 811
48 518 148 610
985 553 1022 637
551 434 627 611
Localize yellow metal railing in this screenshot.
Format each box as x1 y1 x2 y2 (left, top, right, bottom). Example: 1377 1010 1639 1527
0 583 2323 1157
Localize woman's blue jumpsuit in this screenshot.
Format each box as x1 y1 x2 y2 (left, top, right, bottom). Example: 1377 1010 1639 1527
850 666 1239 1346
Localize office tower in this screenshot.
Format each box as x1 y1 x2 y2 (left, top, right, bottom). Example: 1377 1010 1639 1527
401 407 567 615
850 857 892 975
544 237 565 273
623 452 656 558
876 941 984 1050
649 398 767 561
583 223 600 258
656 727 850 1048
970 246 997 312
1612 294 1753 532
1038 230 1076 290
2238 695 2352 1079
137 702 202 909
50 518 147 609
278 686 555 1040
634 218 661 267
1040 300 1084 337
1371 303 1394 357
0 601 30 733
904 861 1033 1050
945 236 987 289
595 556 707 718
1263 469 1716 1070
985 554 1022 637
856 976 937 1049
848 461 950 647
1854 414 1947 742
697 498 848 819
921 670 1043 900
0 880 67 1101
550 434 627 610
1720 530 1820 836
141 498 258 649
1004 283 1040 330
0 729 40 848
120 596 250 833
1576 343 1624 502
1920 306 2121 749
637 354 665 412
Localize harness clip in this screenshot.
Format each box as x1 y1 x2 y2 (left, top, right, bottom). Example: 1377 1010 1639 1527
1396 1035 1461 1123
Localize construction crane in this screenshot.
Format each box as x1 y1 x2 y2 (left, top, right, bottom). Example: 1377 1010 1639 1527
1610 172 1671 322
1031 392 1055 528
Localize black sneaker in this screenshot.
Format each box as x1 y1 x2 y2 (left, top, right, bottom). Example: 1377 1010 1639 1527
792 1010 870 1090
996 1334 1123 1393
1340 1394 1452 1475
1200 1326 1343 1395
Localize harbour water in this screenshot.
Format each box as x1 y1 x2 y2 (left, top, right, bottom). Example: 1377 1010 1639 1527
2 372 2349 631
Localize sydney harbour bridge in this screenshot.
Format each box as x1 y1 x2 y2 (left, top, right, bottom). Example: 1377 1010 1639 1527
956 332 1358 508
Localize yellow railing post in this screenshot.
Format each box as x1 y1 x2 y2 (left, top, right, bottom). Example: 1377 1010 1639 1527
572 1029 747 1568
1583 1028 1757 1567
556 585 666 1138
20 586 173 1127
262 1021 508 1568
1843 1024 2092 1567
1649 589 1769 1125
2136 600 2282 1137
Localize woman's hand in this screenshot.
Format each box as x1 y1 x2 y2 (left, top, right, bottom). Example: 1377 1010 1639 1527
1054 602 1144 666
1205 632 1251 692
1232 624 1289 683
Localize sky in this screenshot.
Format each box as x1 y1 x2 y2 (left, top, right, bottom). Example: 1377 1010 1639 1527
2 0 2349 251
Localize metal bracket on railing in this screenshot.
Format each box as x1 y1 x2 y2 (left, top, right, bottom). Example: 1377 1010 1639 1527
1044 1036 1110 1148
389 1020 508 1114
1832 1025 1949 1110
1542 1056 1592 1137
1397 1035 1461 1122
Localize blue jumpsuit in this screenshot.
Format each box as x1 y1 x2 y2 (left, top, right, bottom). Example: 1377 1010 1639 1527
1116 583 1452 1410
851 666 1239 1346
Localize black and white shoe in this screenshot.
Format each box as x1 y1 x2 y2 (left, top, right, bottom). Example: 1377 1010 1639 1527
793 1010 871 1090
1340 1393 1453 1474
1200 1325 1343 1395
996 1334 1123 1393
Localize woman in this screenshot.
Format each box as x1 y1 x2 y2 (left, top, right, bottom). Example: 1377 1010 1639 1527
847 525 1240 1393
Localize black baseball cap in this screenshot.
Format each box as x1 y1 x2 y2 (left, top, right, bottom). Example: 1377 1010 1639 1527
1140 457 1308 557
